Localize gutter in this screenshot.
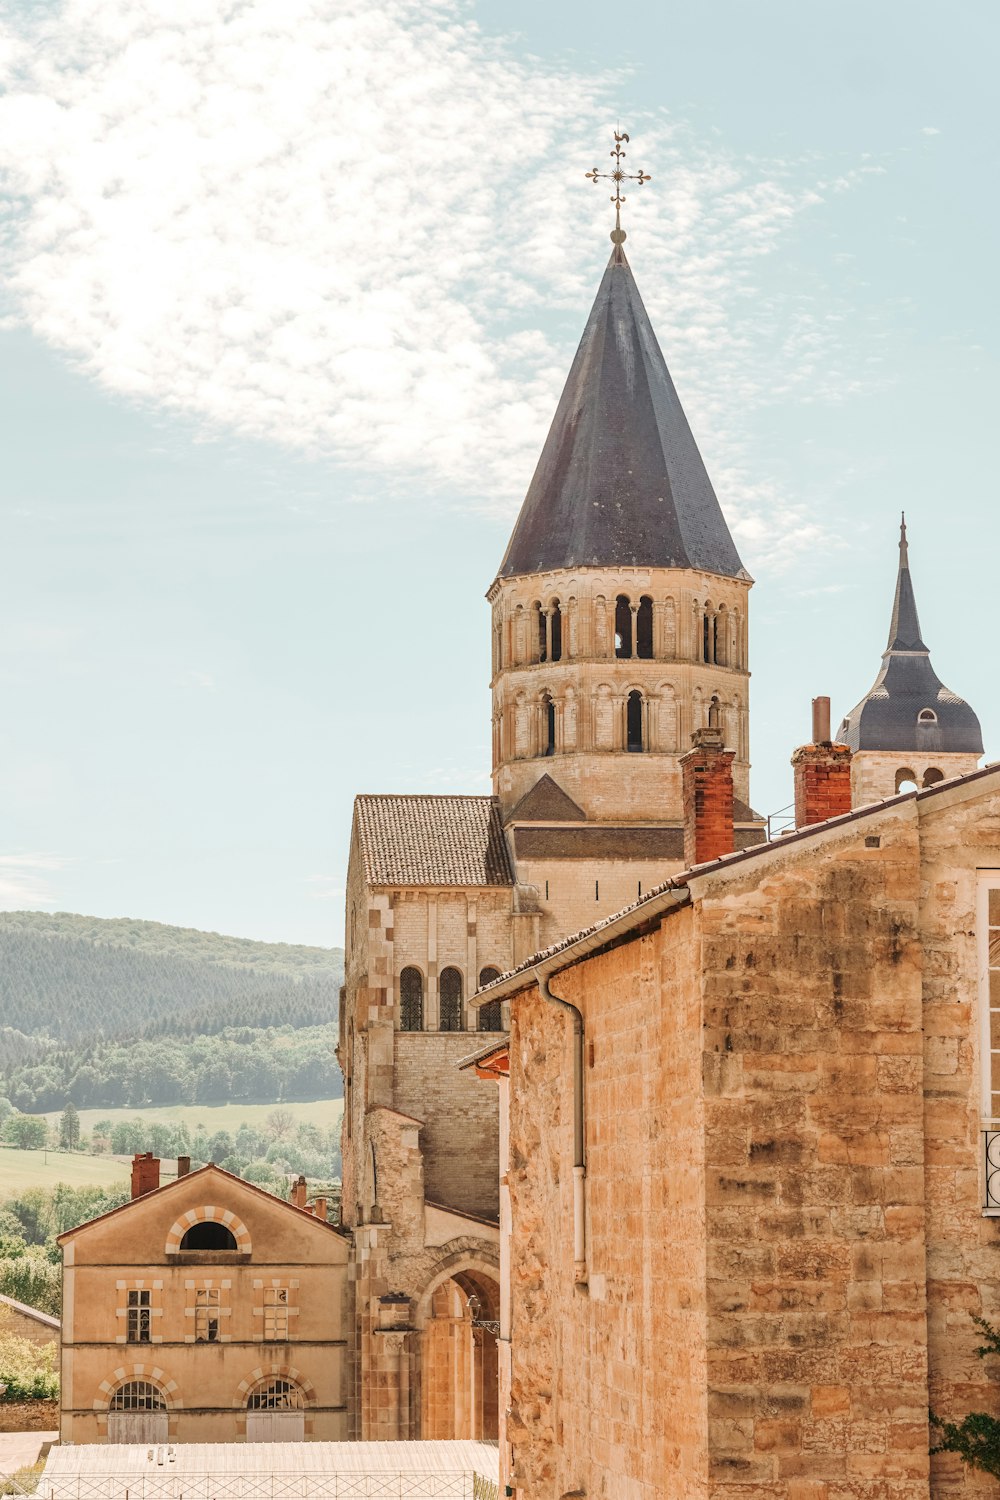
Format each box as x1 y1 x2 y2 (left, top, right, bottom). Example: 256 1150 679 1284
504 885 692 1289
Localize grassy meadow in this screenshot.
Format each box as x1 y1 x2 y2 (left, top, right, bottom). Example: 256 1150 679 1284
0 1099 344 1197
39 1097 344 1138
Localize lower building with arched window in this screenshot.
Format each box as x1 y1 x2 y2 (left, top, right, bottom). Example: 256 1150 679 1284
57 1160 350 1444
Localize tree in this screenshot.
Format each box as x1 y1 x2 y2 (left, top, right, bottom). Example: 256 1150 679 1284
266 1108 295 1142
931 1317 1000 1476
4 1113 48 1150
59 1102 80 1150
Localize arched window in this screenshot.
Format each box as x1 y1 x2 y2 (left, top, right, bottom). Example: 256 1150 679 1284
923 767 944 787
399 967 423 1031
550 600 563 662
615 595 632 658
715 604 728 666
179 1222 238 1251
247 1378 305 1411
703 606 712 664
439 968 464 1032
636 596 653 658
542 693 555 756
534 602 546 662
626 691 644 752
918 708 938 723
478 967 503 1032
111 1381 166 1411
895 768 918 794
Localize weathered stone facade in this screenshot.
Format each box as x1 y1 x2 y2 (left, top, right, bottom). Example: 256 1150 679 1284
58 1163 350 1445
479 766 1000 1500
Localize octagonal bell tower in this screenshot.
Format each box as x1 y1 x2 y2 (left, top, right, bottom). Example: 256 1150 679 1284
488 237 755 836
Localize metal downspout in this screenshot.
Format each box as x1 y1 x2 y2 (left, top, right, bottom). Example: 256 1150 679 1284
537 968 587 1285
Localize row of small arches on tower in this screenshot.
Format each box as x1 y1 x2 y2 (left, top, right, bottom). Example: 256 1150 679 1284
497 686 745 761
896 766 946 793
493 594 745 672
398 966 505 1034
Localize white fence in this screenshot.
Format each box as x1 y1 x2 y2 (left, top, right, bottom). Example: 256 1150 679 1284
6 1476 482 1500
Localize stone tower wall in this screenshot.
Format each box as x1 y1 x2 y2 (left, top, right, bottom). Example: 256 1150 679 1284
489 565 751 821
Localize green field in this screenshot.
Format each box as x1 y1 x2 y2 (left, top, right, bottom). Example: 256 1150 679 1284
0 1099 344 1199
0 1145 132 1194
40 1098 344 1137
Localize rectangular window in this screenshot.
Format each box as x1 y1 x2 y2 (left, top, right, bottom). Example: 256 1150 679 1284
263 1287 289 1341
127 1289 151 1343
195 1288 221 1343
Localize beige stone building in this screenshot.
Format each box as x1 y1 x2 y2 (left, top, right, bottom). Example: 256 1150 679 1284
473 746 1000 1500
339 234 767 1442
58 1158 349 1444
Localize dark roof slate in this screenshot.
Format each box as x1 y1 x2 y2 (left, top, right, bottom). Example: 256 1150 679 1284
508 774 587 824
838 520 982 755
354 795 515 889
497 248 747 581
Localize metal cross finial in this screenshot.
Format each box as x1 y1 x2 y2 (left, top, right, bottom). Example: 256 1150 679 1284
586 130 651 248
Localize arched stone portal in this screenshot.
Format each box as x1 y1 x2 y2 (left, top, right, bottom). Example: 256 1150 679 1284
417 1266 499 1440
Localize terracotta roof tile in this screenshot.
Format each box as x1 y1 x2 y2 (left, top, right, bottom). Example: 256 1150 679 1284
354 795 515 888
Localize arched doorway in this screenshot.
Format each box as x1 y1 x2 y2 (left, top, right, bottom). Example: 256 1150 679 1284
419 1267 499 1441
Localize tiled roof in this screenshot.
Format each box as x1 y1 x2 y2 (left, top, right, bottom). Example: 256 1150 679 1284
354 795 515 888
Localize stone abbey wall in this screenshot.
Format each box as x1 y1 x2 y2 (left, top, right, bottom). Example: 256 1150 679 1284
503 776 1000 1500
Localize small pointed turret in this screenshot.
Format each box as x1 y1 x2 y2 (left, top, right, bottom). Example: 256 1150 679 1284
884 515 927 653
838 518 982 770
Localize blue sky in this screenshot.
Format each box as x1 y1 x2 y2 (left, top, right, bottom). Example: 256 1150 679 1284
1 0 996 945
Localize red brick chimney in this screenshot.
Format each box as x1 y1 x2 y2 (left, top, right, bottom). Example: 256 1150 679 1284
177 1155 191 1177
313 1195 327 1222
681 722 735 868
291 1175 308 1210
131 1152 160 1199
791 696 853 829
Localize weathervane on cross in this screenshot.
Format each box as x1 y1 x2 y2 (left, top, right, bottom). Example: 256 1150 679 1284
586 131 651 246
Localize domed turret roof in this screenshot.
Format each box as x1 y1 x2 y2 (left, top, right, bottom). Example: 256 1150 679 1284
838 519 982 755
497 246 748 581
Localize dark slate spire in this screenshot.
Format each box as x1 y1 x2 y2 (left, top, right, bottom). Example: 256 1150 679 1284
838 517 983 755
497 248 748 580
885 515 927 652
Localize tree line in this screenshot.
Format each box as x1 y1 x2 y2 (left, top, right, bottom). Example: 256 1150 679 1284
2 1024 342 1112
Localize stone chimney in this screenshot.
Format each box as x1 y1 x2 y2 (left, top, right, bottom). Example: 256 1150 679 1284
313 1196 327 1222
291 1175 308 1210
177 1155 191 1178
681 717 735 868
791 696 853 829
131 1152 160 1199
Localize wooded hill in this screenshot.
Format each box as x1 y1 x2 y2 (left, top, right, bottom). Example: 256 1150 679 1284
0 912 344 1112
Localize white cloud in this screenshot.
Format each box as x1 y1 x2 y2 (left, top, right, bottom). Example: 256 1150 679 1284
0 853 69 908
0 0 872 552
921 126 942 136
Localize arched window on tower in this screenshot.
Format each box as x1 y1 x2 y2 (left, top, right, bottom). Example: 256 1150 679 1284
627 690 644 752
636 596 653 658
439 967 464 1032
715 604 728 666
923 767 944 787
542 693 556 756
702 605 712 664
918 708 938 724
399 967 423 1031
615 595 632 658
534 602 546 662
550 600 563 662
478 967 503 1032
895 767 917 794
